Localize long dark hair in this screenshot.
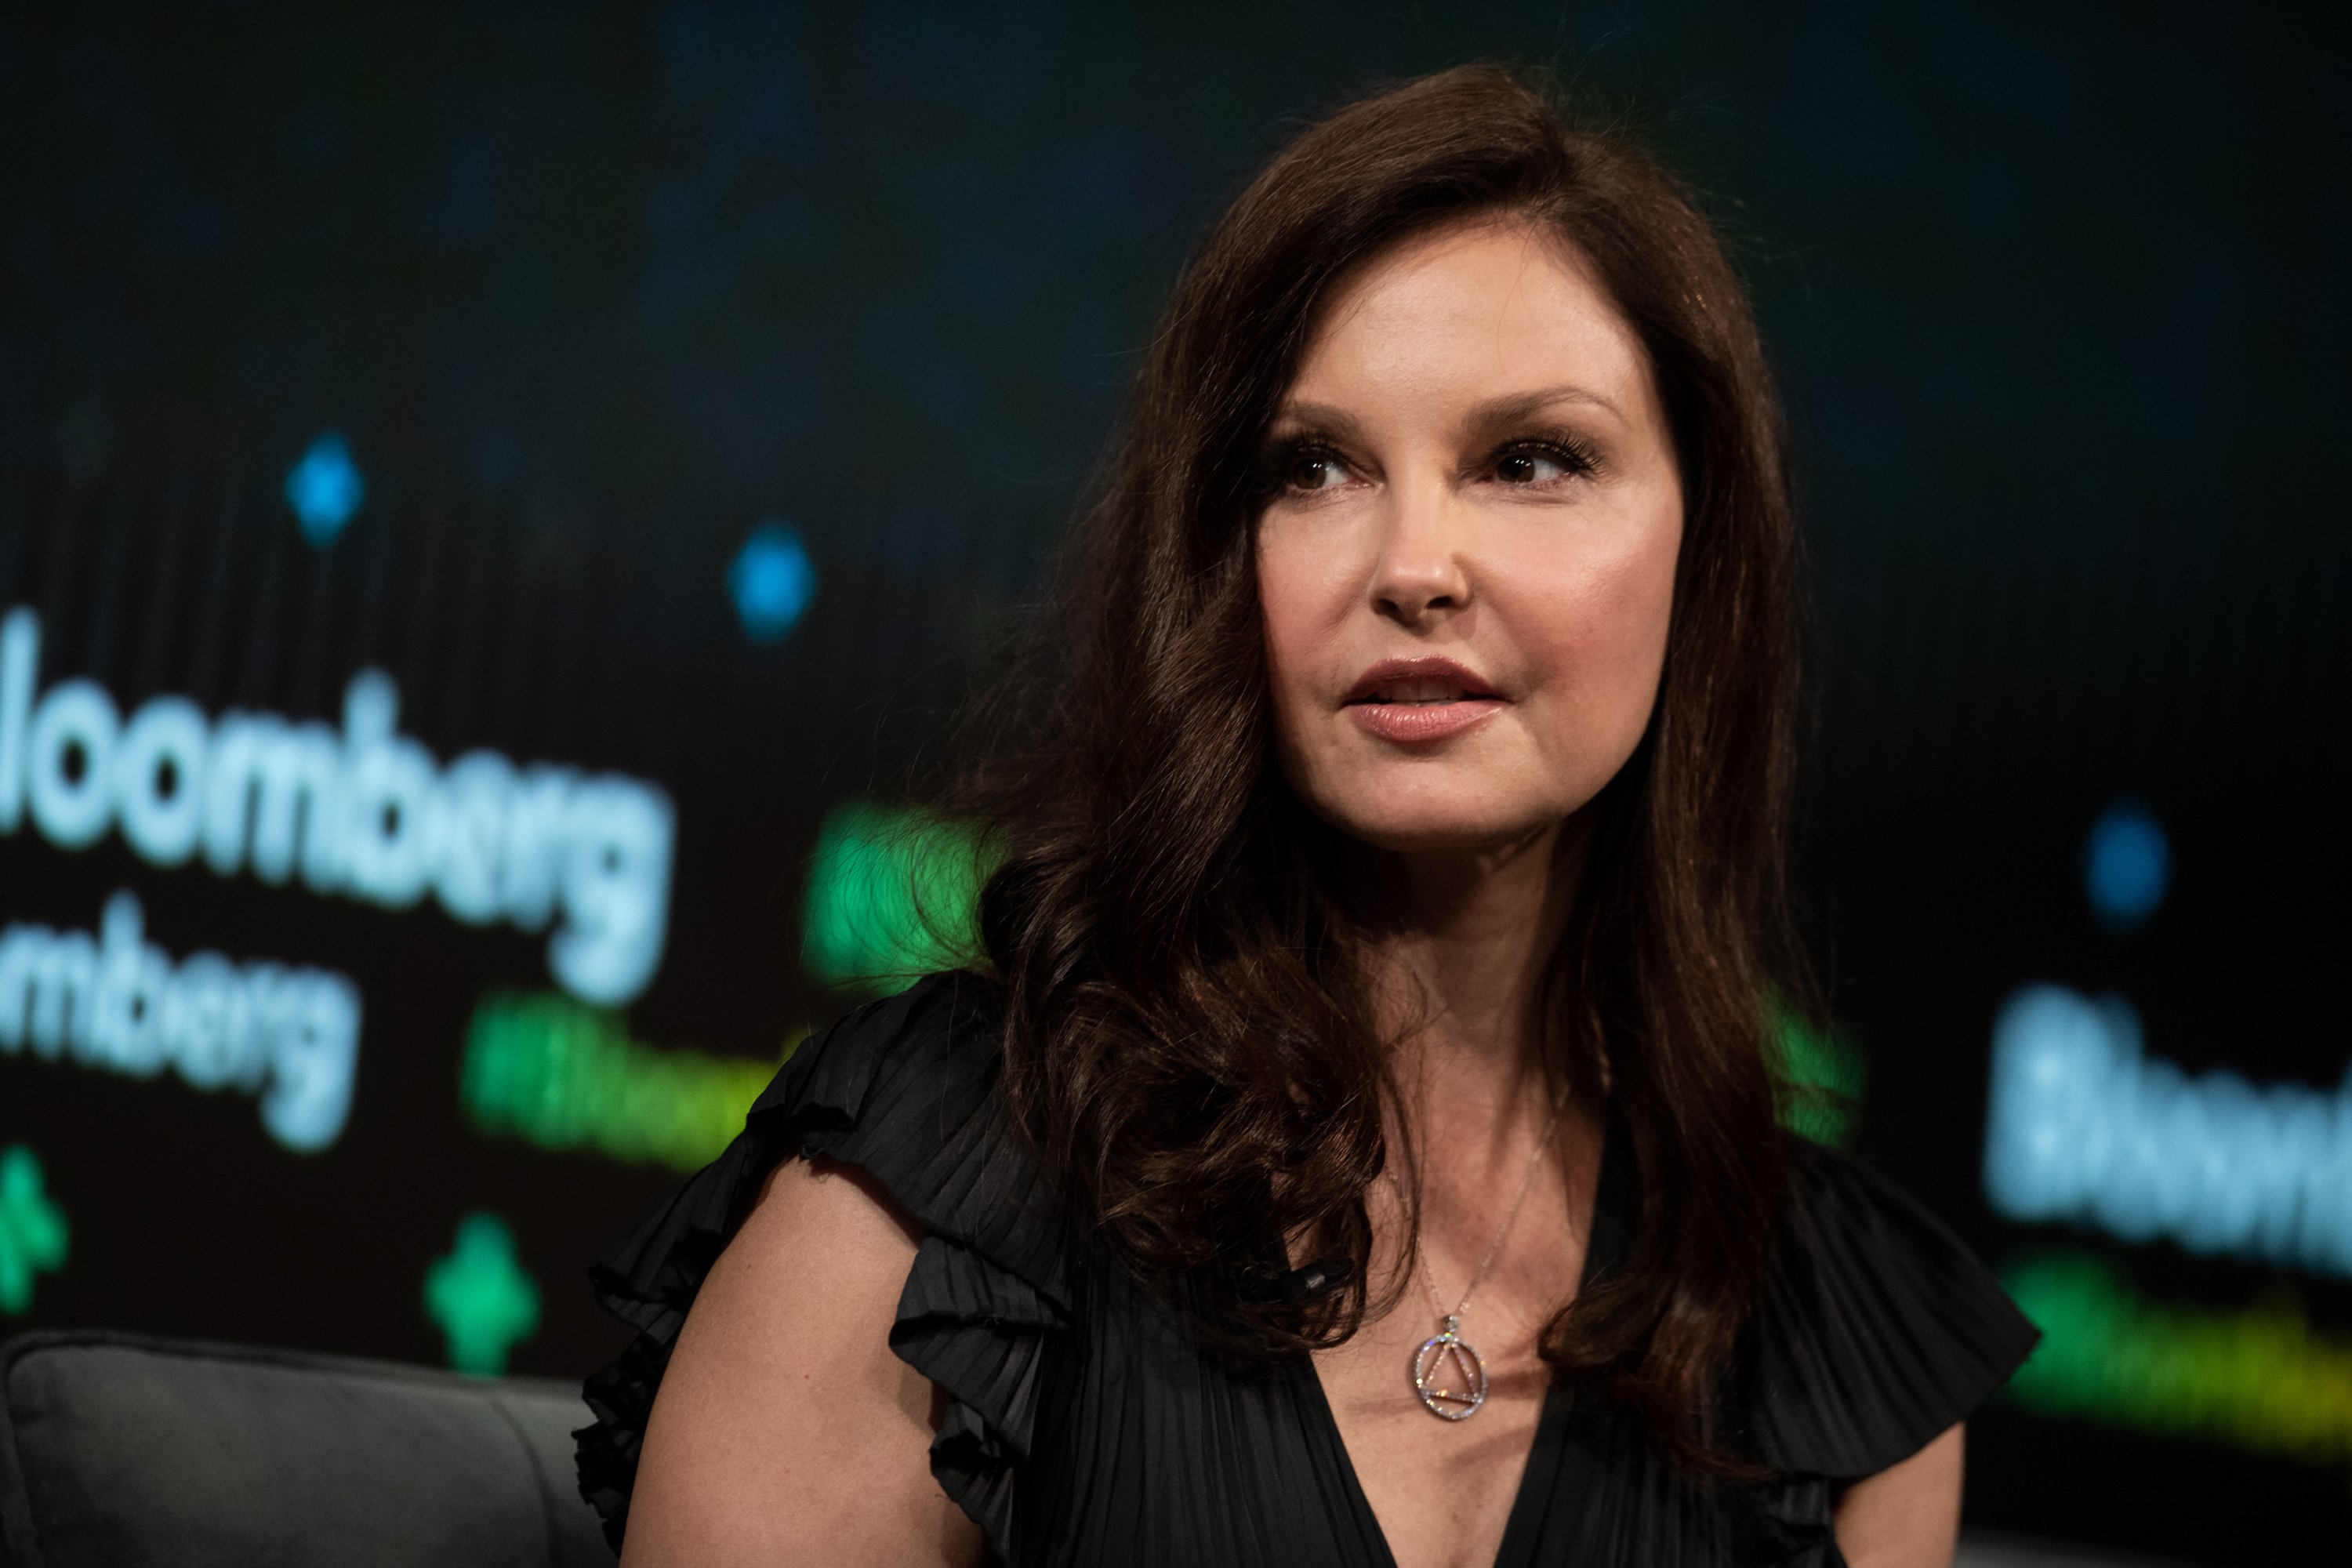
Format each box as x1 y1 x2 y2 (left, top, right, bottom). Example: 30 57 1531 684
960 64 1799 1464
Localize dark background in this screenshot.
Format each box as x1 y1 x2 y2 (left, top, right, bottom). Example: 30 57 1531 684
2 2 2346 1560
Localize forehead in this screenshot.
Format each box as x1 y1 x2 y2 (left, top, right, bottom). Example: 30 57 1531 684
1286 218 1651 411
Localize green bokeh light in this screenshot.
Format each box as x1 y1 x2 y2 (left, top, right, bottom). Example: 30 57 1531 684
423 1211 540 1377
462 991 789 1172
801 800 993 996
1770 1005 1864 1147
2004 1250 2352 1467
0 1145 68 1316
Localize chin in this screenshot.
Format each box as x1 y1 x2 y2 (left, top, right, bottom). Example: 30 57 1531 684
1318 796 1559 857
1279 745 1592 857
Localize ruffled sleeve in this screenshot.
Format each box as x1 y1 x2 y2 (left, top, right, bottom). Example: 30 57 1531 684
574 973 1066 1564
1749 1145 2040 1480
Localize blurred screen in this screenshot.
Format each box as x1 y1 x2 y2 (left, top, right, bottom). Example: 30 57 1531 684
0 5 2343 1561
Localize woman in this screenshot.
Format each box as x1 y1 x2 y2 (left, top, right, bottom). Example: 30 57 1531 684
579 67 2036 1568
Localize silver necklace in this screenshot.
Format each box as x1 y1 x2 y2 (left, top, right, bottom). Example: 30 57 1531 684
1391 1095 1565 1421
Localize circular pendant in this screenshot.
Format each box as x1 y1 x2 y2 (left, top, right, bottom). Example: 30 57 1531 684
1411 1314 1488 1421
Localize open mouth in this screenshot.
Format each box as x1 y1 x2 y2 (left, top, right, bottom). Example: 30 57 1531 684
1343 657 1504 707
1342 658 1506 743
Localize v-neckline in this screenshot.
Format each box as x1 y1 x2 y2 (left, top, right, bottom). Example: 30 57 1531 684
1298 1122 1631 1568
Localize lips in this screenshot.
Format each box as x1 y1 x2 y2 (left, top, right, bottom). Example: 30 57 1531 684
1342 657 1506 744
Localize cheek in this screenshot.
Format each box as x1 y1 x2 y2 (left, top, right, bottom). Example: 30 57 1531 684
1508 514 1680 761
1254 528 1350 739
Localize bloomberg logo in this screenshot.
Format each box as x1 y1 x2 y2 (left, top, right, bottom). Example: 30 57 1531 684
1984 984 2352 1278
0 890 358 1151
0 608 673 1006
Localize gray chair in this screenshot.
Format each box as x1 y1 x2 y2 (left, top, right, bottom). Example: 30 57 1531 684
0 1330 612 1567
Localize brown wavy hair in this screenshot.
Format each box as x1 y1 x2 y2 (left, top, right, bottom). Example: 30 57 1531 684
960 64 1799 1464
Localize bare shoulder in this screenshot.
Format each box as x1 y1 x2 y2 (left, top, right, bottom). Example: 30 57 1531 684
1833 1422 1965 1568
620 1156 983 1568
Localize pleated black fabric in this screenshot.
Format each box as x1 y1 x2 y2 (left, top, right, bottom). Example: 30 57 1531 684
577 975 2038 1566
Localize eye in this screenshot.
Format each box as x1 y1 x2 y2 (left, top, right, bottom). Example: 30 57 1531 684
1490 441 1589 486
1280 448 1355 493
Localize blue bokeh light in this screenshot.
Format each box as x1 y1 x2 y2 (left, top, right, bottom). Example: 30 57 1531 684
2084 801 2169 931
728 521 817 644
1983 982 2352 1274
283 432 365 546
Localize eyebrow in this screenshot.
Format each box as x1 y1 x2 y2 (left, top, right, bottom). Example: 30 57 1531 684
1461 384 1627 430
1266 384 1628 443
1262 401 1367 443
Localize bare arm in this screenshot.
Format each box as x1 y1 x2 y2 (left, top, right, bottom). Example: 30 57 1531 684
1833 1422 1965 1568
619 1156 984 1568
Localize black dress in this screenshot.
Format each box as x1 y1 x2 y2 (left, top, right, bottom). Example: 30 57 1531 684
576 975 2038 1566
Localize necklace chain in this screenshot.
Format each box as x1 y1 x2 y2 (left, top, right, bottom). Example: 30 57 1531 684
1396 1091 1566 1325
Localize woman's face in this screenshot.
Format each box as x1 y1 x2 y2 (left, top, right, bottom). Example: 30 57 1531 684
1255 218 1684 857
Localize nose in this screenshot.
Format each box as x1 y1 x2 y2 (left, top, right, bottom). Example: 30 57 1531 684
1370 482 1472 628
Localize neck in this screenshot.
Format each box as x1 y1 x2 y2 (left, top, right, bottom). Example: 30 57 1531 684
1361 811 1592 1135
